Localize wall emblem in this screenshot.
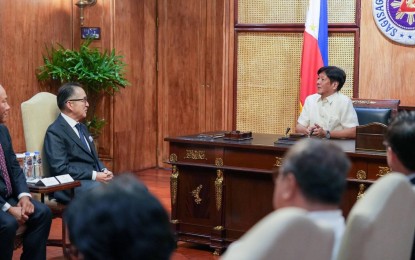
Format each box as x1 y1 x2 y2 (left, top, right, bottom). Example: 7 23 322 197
373 0 415 45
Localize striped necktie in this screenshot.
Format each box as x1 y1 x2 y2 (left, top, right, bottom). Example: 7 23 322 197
0 143 12 197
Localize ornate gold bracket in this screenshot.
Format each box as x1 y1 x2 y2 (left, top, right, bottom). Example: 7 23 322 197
184 150 207 160
191 185 203 204
377 166 391 177
215 158 224 211
356 170 367 180
213 226 224 231
357 183 366 200
170 219 179 224
170 165 179 206
169 153 178 163
274 157 283 167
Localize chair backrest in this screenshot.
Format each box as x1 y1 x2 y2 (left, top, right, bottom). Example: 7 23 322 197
337 173 415 260
21 92 60 178
352 98 400 125
221 207 334 260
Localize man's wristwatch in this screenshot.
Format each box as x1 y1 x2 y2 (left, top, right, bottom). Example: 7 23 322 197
326 130 331 139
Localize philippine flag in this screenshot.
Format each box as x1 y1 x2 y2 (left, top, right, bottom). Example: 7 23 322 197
299 0 328 110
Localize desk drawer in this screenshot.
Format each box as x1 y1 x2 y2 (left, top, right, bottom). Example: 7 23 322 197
224 148 284 171
349 158 390 181
169 143 220 166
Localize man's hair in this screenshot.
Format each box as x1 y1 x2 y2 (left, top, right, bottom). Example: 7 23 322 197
384 111 415 171
317 66 346 91
278 139 350 205
56 82 83 110
64 174 176 260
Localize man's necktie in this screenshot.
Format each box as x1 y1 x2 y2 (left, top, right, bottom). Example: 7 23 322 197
76 123 100 171
0 143 12 197
75 123 90 151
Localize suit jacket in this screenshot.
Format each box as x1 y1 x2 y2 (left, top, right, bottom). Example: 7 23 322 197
44 114 105 180
0 124 29 206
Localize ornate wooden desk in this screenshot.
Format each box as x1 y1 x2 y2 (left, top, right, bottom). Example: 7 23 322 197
165 133 389 254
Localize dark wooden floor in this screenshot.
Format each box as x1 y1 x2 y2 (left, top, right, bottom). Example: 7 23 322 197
13 168 220 260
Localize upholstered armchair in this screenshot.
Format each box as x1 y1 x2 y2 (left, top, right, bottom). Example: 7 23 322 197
20 92 71 256
338 173 415 260
221 207 334 260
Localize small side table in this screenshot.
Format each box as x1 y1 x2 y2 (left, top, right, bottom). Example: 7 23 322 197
28 181 81 258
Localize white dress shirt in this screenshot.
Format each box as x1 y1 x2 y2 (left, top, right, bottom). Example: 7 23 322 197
298 92 359 131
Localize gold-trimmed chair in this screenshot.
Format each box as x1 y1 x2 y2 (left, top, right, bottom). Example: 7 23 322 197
352 98 400 125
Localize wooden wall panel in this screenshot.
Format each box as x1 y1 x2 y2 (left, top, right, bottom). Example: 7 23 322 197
0 0 72 153
113 0 158 173
75 0 114 162
359 0 415 106
157 0 208 167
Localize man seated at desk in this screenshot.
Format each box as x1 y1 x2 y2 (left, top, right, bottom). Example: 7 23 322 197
296 66 358 139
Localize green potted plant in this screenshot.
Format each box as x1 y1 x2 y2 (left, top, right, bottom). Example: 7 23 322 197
36 39 130 137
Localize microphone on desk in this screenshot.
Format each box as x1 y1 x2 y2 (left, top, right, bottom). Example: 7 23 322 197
285 127 291 137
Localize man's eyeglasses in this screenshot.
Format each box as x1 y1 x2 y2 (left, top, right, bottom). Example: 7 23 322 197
66 97 88 103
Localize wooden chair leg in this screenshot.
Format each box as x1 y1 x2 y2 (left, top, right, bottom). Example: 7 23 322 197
62 218 70 258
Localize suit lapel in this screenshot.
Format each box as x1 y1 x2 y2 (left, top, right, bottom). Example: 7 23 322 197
57 115 92 156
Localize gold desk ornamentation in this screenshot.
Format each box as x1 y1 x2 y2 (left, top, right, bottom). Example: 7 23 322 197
215 158 224 167
184 150 207 160
191 185 203 204
274 157 283 167
377 166 391 177
356 170 367 180
169 153 178 163
213 226 224 231
170 219 179 224
170 165 179 206
357 183 366 200
215 169 224 211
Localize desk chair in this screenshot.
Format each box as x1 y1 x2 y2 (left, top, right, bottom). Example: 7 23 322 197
20 92 73 257
352 98 400 125
337 173 415 260
221 207 334 260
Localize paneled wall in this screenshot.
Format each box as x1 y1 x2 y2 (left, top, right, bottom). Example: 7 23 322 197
0 0 156 173
0 0 414 174
0 0 73 154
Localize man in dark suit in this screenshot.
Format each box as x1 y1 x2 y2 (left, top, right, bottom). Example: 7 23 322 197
0 84 52 260
384 110 415 259
44 82 113 203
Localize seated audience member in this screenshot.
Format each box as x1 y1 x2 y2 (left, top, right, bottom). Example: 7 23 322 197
296 66 358 139
0 84 52 260
44 82 113 203
384 110 415 259
64 174 176 260
224 139 350 260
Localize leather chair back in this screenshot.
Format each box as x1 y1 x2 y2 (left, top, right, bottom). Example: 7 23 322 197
352 98 400 125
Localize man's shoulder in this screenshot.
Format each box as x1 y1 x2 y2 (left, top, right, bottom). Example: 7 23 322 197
0 124 8 134
305 93 321 104
335 92 352 102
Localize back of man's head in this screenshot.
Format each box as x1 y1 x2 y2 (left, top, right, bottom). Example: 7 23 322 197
64 174 176 260
384 111 415 172
279 139 350 206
